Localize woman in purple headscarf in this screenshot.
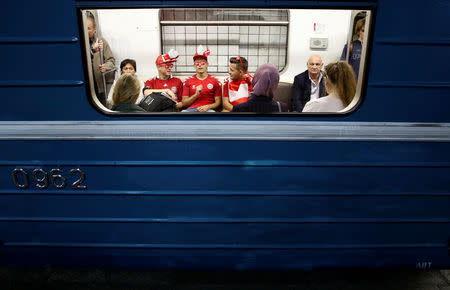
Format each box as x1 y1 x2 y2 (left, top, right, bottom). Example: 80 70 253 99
232 64 288 112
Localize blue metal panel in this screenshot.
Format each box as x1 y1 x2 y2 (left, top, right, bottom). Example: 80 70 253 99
0 248 448 269
0 1 79 38
0 140 449 268
0 0 449 269
0 44 84 82
0 222 447 246
1 140 450 165
1 195 449 220
369 46 450 83
374 0 450 41
3 164 449 193
354 87 450 122
0 87 97 121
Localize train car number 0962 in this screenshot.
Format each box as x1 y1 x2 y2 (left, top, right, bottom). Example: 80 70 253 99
12 168 87 190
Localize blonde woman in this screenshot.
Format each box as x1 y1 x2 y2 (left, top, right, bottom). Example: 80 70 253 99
111 74 146 112
302 61 356 112
106 59 144 109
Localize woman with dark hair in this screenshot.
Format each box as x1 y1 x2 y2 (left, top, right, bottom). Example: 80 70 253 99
106 59 144 108
111 74 146 113
302 61 356 112
232 64 288 113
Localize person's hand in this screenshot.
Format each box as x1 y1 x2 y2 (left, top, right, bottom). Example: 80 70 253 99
92 38 103 52
195 85 203 96
99 64 106 73
176 102 183 110
196 105 210 112
143 89 151 97
165 89 177 100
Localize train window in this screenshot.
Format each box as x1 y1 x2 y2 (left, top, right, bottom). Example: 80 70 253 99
81 8 371 114
160 9 289 73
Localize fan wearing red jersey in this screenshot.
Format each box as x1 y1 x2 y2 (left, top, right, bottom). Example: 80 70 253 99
143 49 184 110
182 45 222 112
222 56 252 112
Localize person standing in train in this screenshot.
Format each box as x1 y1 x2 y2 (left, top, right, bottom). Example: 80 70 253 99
222 57 253 112
86 11 115 107
302 61 356 112
182 46 222 112
291 55 326 112
340 18 365 80
143 49 184 110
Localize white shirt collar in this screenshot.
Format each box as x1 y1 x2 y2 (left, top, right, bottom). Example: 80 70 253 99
308 72 322 85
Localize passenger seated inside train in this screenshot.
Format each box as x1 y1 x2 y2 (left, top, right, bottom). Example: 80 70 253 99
106 59 144 109
291 55 326 112
182 45 222 112
143 50 184 111
302 61 356 112
111 74 146 113
222 57 253 112
232 64 288 113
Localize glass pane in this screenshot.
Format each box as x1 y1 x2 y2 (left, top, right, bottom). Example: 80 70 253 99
82 8 370 114
160 8 289 22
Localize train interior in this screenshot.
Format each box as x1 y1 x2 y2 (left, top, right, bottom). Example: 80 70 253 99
81 8 371 113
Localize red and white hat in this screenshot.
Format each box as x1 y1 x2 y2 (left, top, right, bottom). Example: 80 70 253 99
193 45 210 61
155 49 179 65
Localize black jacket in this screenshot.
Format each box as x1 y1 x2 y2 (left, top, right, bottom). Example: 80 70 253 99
232 95 288 113
291 70 326 112
112 102 146 113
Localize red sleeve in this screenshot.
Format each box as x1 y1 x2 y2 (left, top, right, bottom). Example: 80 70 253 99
176 79 183 102
182 79 190 97
223 80 229 98
214 80 222 98
144 79 153 89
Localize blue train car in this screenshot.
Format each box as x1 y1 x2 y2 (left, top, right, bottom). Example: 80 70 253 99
0 0 449 269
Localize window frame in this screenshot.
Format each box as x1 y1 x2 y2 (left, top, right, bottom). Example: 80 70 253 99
79 7 374 117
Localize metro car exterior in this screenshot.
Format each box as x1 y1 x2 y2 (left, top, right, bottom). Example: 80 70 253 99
0 0 449 269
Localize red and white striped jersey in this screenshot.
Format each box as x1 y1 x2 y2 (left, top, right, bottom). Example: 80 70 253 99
223 75 253 106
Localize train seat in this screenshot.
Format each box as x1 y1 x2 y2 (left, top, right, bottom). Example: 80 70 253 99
273 82 292 111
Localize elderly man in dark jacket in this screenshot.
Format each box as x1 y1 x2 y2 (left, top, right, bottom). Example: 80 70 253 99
291 55 326 112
